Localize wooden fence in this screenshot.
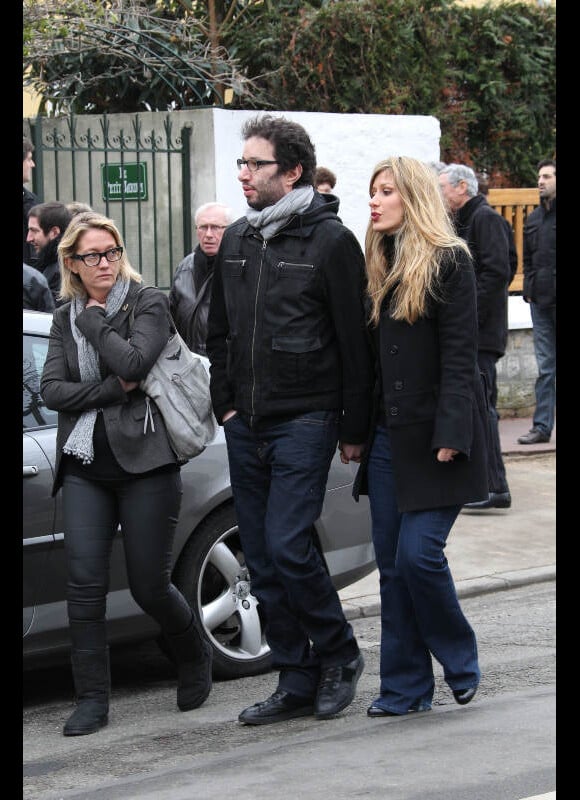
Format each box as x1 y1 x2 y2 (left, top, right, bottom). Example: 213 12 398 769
487 187 539 293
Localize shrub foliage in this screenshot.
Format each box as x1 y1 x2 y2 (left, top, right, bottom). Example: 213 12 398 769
227 0 556 186
24 0 555 186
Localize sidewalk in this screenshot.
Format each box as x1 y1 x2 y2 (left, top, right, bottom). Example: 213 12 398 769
339 415 556 619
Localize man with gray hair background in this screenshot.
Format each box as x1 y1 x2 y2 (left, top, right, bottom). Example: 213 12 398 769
169 201 234 355
439 163 512 510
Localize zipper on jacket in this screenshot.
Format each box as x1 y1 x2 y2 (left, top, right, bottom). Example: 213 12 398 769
249 238 268 426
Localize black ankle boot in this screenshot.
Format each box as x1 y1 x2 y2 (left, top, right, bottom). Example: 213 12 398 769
166 618 212 711
63 648 110 736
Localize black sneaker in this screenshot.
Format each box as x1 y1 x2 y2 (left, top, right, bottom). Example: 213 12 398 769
238 689 314 726
314 653 365 719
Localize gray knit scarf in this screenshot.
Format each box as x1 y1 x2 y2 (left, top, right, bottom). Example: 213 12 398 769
63 278 131 464
245 185 314 240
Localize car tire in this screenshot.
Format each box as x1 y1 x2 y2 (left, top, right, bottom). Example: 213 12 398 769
171 503 272 680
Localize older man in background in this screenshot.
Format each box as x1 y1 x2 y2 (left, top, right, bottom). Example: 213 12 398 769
439 163 512 510
169 202 234 355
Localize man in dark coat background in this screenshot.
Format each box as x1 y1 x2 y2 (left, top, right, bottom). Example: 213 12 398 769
23 136 39 266
439 163 512 510
518 158 556 445
26 201 72 307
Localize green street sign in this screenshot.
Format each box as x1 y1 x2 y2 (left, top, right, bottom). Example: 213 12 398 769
101 163 148 202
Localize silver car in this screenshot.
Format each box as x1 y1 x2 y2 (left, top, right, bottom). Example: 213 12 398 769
23 310 374 679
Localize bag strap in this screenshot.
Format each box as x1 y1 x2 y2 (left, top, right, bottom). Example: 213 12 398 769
131 263 211 334
184 268 213 325
129 285 178 336
128 286 145 328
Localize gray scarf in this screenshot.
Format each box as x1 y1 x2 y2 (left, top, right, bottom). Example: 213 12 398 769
63 278 131 464
245 185 314 240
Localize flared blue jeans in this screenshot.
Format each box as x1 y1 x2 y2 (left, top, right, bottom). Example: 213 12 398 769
367 426 480 714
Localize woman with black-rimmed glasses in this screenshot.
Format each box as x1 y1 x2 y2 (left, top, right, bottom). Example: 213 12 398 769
40 213 212 737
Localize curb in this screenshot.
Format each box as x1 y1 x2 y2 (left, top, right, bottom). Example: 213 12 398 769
342 565 556 621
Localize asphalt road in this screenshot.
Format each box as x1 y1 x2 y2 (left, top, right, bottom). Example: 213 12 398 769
23 582 555 800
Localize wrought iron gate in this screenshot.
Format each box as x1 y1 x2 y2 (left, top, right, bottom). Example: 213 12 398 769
25 113 193 291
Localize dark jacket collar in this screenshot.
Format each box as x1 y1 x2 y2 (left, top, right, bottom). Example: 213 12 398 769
455 193 488 227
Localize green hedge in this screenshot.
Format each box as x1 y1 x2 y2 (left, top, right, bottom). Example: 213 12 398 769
228 0 555 186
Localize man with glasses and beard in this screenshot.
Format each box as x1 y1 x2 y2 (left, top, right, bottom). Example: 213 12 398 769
207 115 373 726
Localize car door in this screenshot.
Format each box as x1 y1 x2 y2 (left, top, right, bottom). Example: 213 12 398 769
23 330 59 637
23 432 57 636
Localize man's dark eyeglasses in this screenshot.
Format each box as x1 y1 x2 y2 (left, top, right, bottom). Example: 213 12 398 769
237 158 279 172
72 247 124 267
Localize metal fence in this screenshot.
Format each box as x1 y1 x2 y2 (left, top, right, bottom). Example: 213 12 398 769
25 113 193 291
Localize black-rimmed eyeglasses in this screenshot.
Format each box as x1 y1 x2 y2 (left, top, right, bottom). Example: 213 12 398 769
72 247 124 267
237 158 279 172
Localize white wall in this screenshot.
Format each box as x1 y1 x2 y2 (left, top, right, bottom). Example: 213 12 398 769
210 108 441 250
509 296 532 329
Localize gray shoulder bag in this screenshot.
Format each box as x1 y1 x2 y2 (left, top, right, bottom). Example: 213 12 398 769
130 290 218 461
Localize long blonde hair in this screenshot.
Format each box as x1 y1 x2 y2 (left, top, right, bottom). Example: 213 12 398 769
365 156 470 325
58 212 142 300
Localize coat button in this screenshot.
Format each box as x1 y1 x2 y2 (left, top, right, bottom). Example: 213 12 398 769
389 406 399 416
394 380 403 391
389 345 398 355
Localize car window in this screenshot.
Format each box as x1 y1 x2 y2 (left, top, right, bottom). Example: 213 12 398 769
23 334 58 429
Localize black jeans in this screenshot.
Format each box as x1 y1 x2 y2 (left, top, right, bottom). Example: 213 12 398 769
477 350 509 495
62 470 192 650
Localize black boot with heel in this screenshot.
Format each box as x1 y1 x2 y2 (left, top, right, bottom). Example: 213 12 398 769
166 617 213 711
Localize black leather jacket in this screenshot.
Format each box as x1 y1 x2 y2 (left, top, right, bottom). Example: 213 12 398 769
168 246 214 355
523 198 556 308
206 193 374 443
23 262 55 312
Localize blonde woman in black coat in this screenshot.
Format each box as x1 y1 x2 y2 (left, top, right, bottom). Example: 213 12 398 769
40 213 212 736
349 157 488 717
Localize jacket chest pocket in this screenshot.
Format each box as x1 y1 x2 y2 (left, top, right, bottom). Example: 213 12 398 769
276 261 315 280
224 259 246 278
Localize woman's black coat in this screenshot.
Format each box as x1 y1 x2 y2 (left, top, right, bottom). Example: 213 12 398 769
354 247 489 513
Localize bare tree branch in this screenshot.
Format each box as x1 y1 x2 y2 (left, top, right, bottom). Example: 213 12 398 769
23 0 261 113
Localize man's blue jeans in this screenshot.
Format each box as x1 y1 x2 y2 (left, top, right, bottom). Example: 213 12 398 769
224 411 359 700
530 302 556 437
367 426 480 714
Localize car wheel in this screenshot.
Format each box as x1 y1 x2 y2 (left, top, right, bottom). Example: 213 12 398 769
172 504 272 680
